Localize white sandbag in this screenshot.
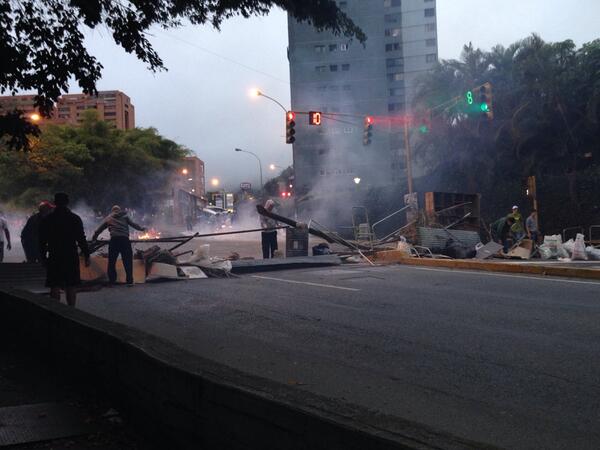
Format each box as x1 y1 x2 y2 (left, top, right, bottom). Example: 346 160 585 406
586 246 600 261
538 244 553 260
562 239 575 256
572 233 588 260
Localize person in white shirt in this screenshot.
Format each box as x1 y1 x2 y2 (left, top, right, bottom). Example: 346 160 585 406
0 211 12 262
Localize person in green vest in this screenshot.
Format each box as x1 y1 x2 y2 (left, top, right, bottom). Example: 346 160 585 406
491 215 516 253
509 205 525 241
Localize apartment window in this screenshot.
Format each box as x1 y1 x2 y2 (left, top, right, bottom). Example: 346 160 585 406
329 44 337 52
330 64 338 72
426 38 437 47
328 85 339 92
386 57 404 68
385 42 401 52
425 8 435 17
425 22 436 32
389 88 403 96
342 85 352 91
388 102 404 112
315 65 327 72
385 28 401 37
384 13 401 23
341 63 350 71
314 45 326 52
104 111 116 116
426 53 437 62
384 0 401 6
387 72 404 81
340 43 349 51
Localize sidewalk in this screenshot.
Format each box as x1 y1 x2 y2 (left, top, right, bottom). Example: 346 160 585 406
0 342 149 449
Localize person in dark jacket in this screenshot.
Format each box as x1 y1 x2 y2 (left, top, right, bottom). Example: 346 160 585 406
21 201 53 263
92 205 146 286
39 193 90 307
260 199 278 259
490 215 515 253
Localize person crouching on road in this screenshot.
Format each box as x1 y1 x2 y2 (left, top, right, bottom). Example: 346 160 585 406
92 205 146 286
491 215 516 254
260 199 278 259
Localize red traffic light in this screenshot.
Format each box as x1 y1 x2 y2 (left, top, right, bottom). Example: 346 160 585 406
287 111 296 121
365 116 373 125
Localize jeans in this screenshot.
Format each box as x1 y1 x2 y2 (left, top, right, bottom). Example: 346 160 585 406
108 236 133 284
261 231 278 259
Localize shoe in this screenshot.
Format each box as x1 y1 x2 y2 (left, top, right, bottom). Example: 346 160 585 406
126 283 134 287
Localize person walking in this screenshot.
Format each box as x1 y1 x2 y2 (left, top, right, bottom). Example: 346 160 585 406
21 201 53 263
260 199 278 259
0 210 11 262
92 205 146 286
39 193 90 307
526 210 539 244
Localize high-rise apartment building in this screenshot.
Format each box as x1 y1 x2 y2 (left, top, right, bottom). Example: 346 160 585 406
0 90 135 129
287 0 437 202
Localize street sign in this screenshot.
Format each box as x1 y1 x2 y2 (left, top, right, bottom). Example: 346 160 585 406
240 182 252 190
308 111 322 126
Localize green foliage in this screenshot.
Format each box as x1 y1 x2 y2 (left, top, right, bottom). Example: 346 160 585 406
0 111 188 211
413 35 600 231
0 0 365 148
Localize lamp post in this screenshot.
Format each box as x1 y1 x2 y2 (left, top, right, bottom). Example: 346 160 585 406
269 164 283 171
235 148 263 197
250 89 288 113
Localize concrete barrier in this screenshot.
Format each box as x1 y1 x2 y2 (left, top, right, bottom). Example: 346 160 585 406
371 251 600 281
0 289 492 450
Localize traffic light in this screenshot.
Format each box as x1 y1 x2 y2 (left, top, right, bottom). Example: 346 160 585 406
479 82 493 119
363 116 373 146
286 111 296 144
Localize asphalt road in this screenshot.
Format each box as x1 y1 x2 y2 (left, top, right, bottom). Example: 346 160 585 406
78 265 600 449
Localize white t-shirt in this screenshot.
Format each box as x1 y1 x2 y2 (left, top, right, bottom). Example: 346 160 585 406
0 217 7 243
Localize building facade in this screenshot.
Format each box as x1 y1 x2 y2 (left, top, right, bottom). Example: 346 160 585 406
0 90 135 129
287 0 437 202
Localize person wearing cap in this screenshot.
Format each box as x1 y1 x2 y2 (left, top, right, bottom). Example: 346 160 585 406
509 205 525 242
39 193 90 307
92 205 146 286
260 199 278 259
0 209 11 262
21 201 54 263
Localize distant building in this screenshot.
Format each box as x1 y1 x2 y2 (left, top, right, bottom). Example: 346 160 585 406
0 90 135 129
168 156 207 225
287 0 438 200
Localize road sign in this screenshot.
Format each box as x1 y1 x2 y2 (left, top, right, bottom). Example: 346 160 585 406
240 182 252 190
308 111 322 125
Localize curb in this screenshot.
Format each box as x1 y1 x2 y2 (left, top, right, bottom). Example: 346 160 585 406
371 251 600 281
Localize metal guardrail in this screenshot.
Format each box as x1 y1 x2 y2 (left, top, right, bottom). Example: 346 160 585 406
590 225 600 244
371 205 411 240
562 226 584 242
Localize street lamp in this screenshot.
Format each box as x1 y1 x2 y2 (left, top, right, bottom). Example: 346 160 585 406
354 177 361 185
30 113 41 122
269 164 283 171
211 178 220 188
235 148 263 196
249 88 288 113
181 168 188 175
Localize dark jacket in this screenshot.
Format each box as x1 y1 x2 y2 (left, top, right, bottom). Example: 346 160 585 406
21 212 43 258
39 206 89 287
93 211 144 240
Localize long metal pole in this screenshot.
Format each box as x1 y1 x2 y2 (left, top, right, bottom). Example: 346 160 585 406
403 120 414 194
258 92 288 113
237 149 263 196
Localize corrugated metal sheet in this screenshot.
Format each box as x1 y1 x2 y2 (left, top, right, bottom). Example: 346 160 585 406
417 227 481 249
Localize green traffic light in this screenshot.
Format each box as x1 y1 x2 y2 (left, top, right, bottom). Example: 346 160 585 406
419 125 429 134
480 103 489 112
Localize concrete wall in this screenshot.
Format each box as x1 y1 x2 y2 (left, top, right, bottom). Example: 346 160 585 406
0 289 477 450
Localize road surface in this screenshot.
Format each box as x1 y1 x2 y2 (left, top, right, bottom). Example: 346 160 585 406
78 264 600 449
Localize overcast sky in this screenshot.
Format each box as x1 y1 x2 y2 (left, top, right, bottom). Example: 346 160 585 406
85 0 600 189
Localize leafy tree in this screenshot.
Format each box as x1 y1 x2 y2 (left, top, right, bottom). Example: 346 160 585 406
0 111 188 211
412 35 600 232
1 0 365 148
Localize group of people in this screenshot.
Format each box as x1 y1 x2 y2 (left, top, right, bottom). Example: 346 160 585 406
1 193 146 307
491 205 539 253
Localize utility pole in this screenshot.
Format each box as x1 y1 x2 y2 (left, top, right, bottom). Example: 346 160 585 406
403 120 414 194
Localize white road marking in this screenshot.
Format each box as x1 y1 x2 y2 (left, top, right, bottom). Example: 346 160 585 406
251 275 360 292
404 266 600 286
